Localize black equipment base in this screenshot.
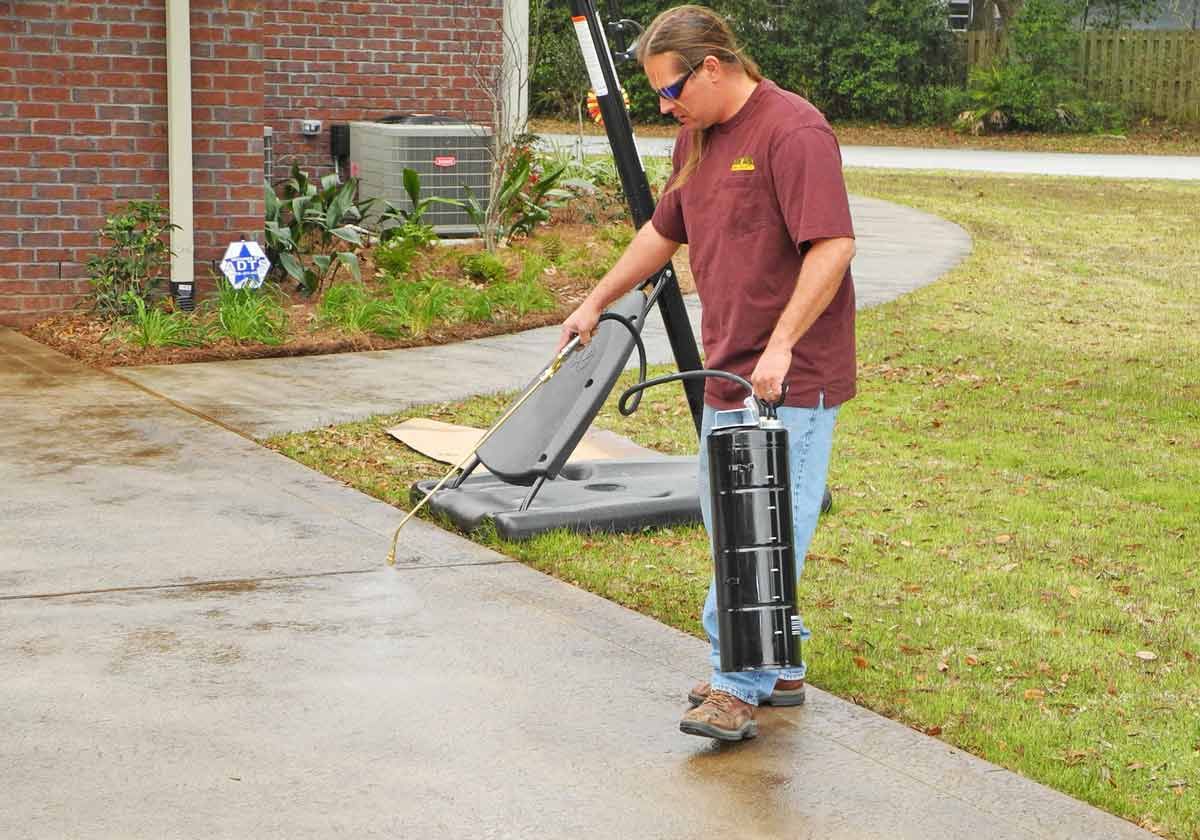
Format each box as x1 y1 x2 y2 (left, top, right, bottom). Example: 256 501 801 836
411 460 833 542
412 457 701 541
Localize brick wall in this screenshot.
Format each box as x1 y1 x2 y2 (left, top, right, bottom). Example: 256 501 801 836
0 0 262 326
263 0 503 179
0 0 503 325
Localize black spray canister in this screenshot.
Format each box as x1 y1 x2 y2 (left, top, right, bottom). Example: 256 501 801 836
707 410 801 672
617 369 803 672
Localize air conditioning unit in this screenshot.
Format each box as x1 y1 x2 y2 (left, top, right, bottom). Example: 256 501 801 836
350 121 493 237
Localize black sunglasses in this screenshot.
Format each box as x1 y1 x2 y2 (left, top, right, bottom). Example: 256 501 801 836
653 68 695 101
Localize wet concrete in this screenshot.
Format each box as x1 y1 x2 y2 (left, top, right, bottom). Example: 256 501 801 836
119 195 971 438
0 329 494 598
1 563 1153 839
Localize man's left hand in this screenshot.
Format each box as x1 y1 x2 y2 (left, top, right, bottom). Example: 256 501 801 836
750 346 791 403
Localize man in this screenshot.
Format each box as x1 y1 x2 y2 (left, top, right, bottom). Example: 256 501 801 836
558 4 856 741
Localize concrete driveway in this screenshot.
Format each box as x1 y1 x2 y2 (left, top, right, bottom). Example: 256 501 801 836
0 187 1156 838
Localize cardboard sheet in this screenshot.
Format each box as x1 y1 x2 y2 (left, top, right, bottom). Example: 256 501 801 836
386 417 661 471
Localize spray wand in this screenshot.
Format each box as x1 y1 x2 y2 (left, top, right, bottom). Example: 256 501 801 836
385 335 583 565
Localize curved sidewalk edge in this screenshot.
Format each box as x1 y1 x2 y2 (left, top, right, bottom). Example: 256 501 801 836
115 194 972 439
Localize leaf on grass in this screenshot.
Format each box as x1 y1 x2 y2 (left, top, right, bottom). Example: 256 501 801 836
1067 585 1082 599
924 725 942 736
937 661 950 673
853 656 869 670
1024 688 1045 700
994 534 1012 544
965 655 981 666
1135 650 1158 661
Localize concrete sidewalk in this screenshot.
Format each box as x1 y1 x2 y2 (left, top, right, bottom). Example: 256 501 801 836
540 132 1200 180
116 195 969 438
0 191 1156 838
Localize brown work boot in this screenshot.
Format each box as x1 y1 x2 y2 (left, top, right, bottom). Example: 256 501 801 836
679 689 757 741
687 678 806 708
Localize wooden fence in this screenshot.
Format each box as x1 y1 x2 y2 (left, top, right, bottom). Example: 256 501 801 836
961 30 1200 122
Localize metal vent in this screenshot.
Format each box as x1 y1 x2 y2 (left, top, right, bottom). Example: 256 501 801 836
947 0 972 31
263 126 274 185
350 122 493 236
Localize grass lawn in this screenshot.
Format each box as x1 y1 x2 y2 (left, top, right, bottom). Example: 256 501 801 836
269 171 1199 837
531 117 1200 156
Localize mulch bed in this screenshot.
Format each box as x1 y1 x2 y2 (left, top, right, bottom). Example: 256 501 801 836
22 218 695 369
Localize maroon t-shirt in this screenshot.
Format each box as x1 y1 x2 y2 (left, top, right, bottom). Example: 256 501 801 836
651 80 857 410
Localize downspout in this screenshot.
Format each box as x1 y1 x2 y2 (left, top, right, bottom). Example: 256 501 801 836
165 0 195 299
500 0 530 148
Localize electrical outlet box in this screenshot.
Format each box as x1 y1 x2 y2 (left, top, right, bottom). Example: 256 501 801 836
300 119 322 136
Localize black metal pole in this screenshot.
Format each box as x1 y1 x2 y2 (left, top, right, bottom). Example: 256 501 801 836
566 0 705 436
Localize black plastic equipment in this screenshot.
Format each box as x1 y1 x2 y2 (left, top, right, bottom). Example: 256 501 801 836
413 458 700 541
472 290 645 487
409 287 707 537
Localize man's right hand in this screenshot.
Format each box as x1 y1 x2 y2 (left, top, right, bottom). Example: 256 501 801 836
557 301 602 352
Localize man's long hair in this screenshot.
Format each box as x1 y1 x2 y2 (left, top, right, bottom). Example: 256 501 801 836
637 5 762 194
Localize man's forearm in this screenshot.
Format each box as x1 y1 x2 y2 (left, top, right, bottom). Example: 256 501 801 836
581 221 681 313
766 237 856 353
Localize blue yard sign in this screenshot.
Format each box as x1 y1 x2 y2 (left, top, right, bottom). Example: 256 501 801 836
220 240 271 289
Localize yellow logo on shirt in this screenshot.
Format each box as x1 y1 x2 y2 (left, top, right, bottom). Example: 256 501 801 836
730 156 756 172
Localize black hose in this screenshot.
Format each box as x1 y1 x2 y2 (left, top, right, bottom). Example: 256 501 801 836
596 311 648 414
617 369 754 417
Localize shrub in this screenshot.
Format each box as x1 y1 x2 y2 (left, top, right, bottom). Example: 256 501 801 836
530 0 957 125
959 0 1128 135
318 282 388 336
461 251 508 284
489 279 555 318
377 168 454 245
87 199 178 319
211 280 289 345
455 287 494 323
374 236 419 277
118 292 202 348
463 134 570 250
264 164 369 297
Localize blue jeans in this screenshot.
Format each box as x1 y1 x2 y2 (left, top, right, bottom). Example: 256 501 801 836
697 397 839 706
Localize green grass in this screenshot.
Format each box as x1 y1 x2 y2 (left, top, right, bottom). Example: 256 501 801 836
117 294 206 348
210 282 290 345
269 171 1199 838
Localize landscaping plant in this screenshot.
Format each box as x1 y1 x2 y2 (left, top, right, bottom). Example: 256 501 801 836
376 167 454 246
210 280 290 345
116 291 202 348
959 0 1128 134
463 134 570 250
264 164 370 297
86 199 179 319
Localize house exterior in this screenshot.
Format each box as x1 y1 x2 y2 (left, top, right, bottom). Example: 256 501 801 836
0 0 524 326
